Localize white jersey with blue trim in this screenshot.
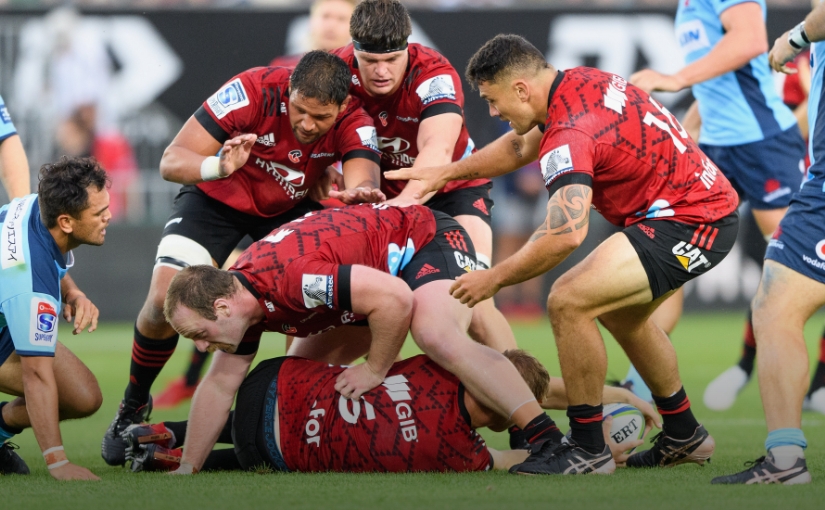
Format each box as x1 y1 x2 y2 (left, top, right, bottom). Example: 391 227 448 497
0 94 18 143
676 0 797 146
806 39 825 190
0 195 70 357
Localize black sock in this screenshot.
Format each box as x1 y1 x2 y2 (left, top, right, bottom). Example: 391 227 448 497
567 404 604 454
0 402 23 436
202 448 242 471
162 411 233 448
517 414 564 448
653 387 699 440
737 310 757 376
124 325 179 404
184 349 210 387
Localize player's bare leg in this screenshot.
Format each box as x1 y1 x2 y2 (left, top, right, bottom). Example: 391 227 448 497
0 342 102 427
705 207 787 411
410 280 546 431
455 215 518 352
547 233 711 467
287 326 373 365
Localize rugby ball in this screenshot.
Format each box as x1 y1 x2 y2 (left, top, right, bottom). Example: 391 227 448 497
603 403 646 453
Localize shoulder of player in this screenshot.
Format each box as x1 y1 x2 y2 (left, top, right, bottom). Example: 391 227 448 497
408 43 453 70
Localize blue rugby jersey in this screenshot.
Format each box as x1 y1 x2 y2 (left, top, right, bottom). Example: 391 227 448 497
675 0 797 146
0 94 17 143
0 195 71 357
807 38 825 191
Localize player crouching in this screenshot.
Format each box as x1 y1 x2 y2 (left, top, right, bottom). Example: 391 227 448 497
122 351 643 474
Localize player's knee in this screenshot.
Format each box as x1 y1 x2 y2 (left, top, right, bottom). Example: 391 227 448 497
413 330 463 366
64 380 103 419
141 287 171 326
546 285 577 322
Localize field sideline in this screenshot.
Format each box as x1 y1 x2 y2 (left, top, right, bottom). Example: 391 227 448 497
2 313 824 509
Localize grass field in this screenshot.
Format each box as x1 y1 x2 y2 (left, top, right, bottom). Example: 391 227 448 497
2 313 825 509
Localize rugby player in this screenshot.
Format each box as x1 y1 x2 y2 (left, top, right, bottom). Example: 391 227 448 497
712 4 825 485
0 94 31 199
386 35 740 475
329 0 517 353
630 0 807 411
0 157 108 479
123 351 645 474
101 51 384 466
162 204 567 474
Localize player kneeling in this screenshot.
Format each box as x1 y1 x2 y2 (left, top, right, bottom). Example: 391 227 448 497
123 351 642 473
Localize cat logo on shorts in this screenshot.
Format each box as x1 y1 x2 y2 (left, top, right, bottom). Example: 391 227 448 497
672 242 711 273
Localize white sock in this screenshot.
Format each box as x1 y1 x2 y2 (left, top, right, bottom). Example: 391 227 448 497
770 445 804 469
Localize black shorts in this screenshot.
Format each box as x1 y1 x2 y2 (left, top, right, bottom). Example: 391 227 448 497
232 357 290 472
400 211 478 291
160 186 322 268
623 212 740 300
426 183 494 227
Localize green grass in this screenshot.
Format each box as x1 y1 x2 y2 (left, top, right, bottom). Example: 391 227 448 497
2 313 825 509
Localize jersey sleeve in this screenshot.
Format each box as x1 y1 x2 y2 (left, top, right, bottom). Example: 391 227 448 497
0 94 18 143
539 128 596 196
412 62 465 121
0 292 60 357
711 0 758 16
194 69 262 144
281 259 353 313
335 104 381 165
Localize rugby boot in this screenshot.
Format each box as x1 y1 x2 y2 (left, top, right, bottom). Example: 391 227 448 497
626 424 714 468
703 365 749 411
711 453 811 485
0 442 29 475
123 422 176 464
129 444 182 473
510 439 615 475
101 397 152 466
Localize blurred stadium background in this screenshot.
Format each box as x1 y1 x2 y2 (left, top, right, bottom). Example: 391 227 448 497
0 0 813 320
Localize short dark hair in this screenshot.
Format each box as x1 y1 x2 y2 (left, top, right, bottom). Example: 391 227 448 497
503 349 551 402
291 50 352 106
350 0 411 52
164 265 238 322
465 34 548 89
37 156 109 228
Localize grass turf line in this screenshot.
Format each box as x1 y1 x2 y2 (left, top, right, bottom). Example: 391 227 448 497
1 313 824 509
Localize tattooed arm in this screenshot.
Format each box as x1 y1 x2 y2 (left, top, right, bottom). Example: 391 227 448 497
383 126 544 198
450 184 592 307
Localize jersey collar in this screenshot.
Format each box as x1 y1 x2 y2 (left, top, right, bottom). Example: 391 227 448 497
539 70 565 132
230 270 261 299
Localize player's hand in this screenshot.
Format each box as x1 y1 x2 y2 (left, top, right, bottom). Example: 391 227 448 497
769 31 801 74
383 195 419 207
169 462 198 475
603 417 643 468
329 186 386 205
335 362 385 400
309 166 345 203
628 69 686 94
219 134 257 178
49 462 100 481
383 166 448 199
449 269 500 308
627 394 661 437
63 290 99 335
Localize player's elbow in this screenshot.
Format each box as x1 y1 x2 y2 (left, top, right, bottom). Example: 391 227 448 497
159 145 180 181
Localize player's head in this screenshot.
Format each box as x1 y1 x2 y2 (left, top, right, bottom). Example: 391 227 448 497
38 156 111 248
349 0 411 96
289 50 352 144
466 34 552 135
310 0 357 51
164 265 250 354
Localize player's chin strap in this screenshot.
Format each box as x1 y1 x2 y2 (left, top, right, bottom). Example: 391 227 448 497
352 39 408 54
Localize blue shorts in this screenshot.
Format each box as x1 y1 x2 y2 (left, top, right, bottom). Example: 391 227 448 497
765 187 825 284
0 328 13 366
700 126 805 210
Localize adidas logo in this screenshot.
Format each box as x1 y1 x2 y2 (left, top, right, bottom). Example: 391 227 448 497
256 133 275 146
472 197 489 215
416 264 440 279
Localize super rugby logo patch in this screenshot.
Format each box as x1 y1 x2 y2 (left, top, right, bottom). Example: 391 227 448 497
207 78 249 120
415 74 456 105
540 145 574 185
302 274 334 309
31 299 57 347
356 126 379 152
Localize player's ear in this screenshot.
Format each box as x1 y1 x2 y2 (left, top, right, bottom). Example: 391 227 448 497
338 94 351 115
214 298 231 318
514 79 529 103
56 213 74 235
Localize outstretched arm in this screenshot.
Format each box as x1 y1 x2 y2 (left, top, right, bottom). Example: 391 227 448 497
174 350 254 473
769 2 825 73
383 126 543 200
449 184 591 307
0 135 31 198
